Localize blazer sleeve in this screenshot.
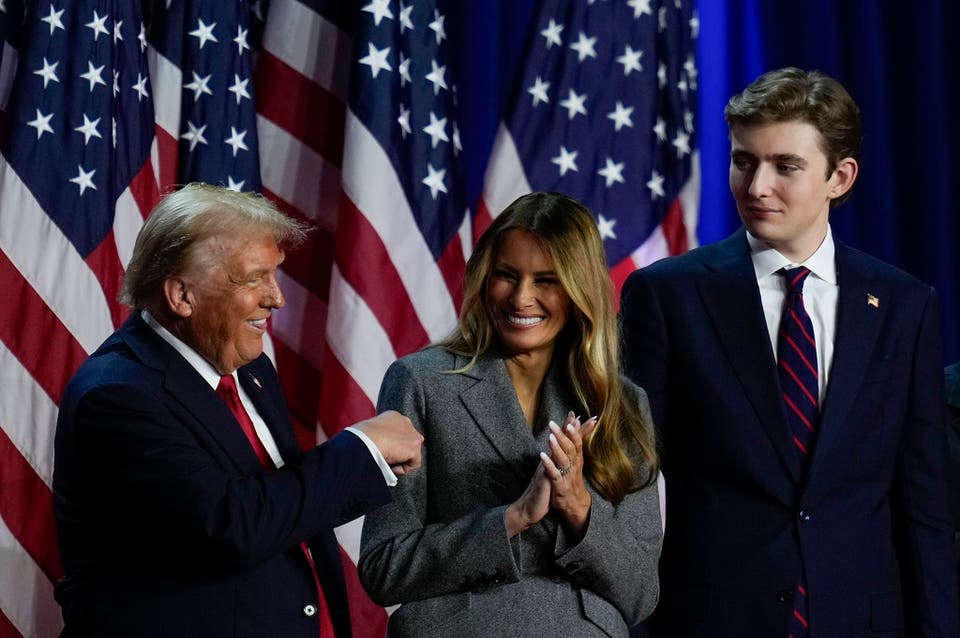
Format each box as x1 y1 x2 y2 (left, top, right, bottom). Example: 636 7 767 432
61 374 392 570
358 358 522 606
891 288 960 635
552 384 663 625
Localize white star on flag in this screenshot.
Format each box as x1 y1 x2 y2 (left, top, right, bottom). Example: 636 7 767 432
397 104 411 138
422 162 447 199
41 5 65 35
80 61 107 92
226 176 245 192
224 126 249 156
398 53 412 86
551 146 579 175
607 101 634 131
74 114 102 145
597 214 617 239
452 122 462 155
131 73 149 101
34 57 60 88
228 74 250 104
86 11 110 41
189 19 218 49
181 121 208 151
27 109 54 139
689 11 700 38
541 19 563 48
672 129 691 157
628 0 653 17
617 45 643 75
429 9 446 44
68 165 97 195
570 31 597 61
528 76 550 106
653 117 667 141
422 111 449 148
234 26 250 56
184 71 213 102
559 89 588 119
647 170 665 198
359 42 392 78
684 55 699 88
425 60 448 95
597 157 625 187
399 2 414 32
362 0 393 26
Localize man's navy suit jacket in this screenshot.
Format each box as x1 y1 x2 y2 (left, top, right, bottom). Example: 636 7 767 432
53 313 391 637
621 229 958 637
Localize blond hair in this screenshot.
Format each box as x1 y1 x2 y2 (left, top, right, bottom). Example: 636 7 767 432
121 183 309 310
441 192 658 503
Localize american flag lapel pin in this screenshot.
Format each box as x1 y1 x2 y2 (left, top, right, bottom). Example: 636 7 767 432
867 293 879 308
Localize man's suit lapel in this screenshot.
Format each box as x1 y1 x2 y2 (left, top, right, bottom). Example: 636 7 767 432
238 361 302 465
121 314 271 474
806 242 886 491
697 231 804 485
457 354 543 483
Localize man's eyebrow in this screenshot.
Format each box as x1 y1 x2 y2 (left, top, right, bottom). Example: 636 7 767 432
770 153 808 165
730 149 808 166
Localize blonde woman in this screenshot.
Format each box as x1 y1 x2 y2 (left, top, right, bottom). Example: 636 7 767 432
359 192 662 637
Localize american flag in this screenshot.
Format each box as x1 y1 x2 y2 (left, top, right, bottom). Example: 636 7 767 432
0 0 696 636
480 0 700 289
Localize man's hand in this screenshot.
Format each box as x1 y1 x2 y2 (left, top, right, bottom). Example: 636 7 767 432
353 411 424 475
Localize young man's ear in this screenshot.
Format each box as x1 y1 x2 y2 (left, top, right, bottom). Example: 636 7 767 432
163 277 194 318
829 157 858 200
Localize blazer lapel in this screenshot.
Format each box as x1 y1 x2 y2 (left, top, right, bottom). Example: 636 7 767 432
531 358 588 445
697 232 803 485
121 314 268 474
806 243 886 491
458 354 542 483
238 360 302 465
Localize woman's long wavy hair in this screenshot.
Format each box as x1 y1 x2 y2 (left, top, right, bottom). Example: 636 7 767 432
440 192 658 503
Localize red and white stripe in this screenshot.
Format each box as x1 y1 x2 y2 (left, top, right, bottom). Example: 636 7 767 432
0 149 148 636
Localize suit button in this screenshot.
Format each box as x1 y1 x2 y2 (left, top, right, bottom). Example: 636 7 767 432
798 510 811 522
303 604 317 617
777 588 794 603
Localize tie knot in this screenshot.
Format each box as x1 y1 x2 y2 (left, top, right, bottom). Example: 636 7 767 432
784 267 811 294
217 374 238 397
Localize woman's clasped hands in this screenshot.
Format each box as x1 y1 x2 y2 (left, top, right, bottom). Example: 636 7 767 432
504 412 597 540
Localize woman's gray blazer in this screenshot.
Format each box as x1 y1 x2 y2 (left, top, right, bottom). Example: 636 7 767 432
359 347 662 637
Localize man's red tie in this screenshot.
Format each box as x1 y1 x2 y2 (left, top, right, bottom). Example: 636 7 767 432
776 268 818 638
217 374 335 636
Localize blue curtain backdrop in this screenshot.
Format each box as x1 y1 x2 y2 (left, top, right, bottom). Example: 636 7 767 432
698 0 960 363
446 0 959 363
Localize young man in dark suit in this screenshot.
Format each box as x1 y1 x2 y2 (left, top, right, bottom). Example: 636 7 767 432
621 68 958 637
54 183 423 637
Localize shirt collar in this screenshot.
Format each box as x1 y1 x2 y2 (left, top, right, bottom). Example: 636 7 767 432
746 225 837 284
142 309 227 390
